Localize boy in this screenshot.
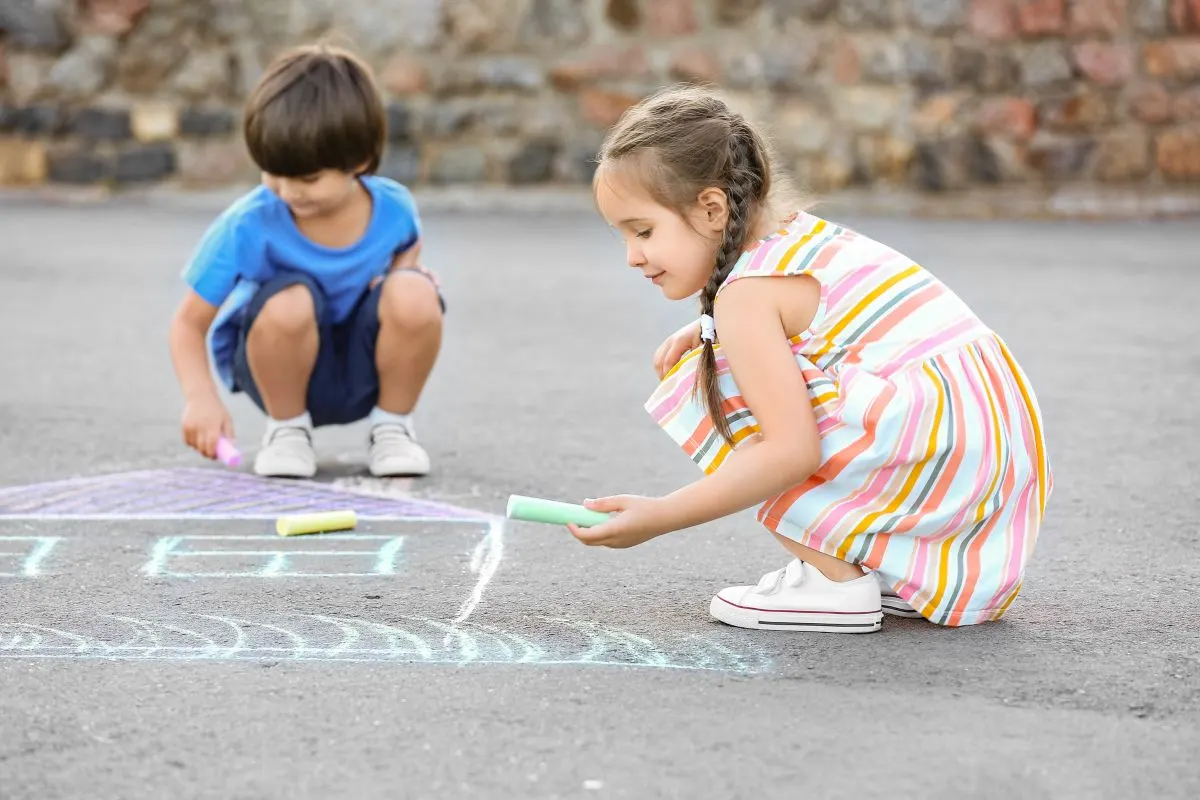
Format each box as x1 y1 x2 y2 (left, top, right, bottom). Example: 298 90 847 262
168 44 444 479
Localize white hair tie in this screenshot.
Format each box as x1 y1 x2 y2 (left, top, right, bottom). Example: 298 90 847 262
699 314 716 343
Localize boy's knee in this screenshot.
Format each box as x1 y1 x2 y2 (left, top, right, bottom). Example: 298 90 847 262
253 284 318 337
379 272 442 333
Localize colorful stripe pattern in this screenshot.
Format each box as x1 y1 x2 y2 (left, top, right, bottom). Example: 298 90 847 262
645 212 1052 626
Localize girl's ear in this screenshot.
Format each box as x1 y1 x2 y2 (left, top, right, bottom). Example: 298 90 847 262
696 187 729 233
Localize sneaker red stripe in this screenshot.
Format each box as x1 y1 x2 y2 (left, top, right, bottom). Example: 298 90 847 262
716 596 881 615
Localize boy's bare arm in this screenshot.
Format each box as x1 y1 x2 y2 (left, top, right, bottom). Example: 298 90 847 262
169 291 220 400
372 238 437 291
169 291 233 458
393 238 421 269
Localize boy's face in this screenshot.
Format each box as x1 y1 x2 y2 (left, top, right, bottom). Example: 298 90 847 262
593 167 723 301
262 169 361 219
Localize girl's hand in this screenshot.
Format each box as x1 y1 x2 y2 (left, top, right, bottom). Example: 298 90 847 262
653 320 702 379
567 495 673 549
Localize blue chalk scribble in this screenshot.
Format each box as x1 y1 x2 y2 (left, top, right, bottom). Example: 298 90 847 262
0 613 768 673
0 536 61 577
141 535 407 578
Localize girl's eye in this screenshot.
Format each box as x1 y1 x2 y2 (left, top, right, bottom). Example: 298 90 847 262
635 229 652 239
300 175 321 184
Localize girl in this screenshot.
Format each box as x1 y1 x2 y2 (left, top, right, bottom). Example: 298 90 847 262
571 86 1052 633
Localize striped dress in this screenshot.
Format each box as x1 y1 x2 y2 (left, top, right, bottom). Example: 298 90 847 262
645 212 1052 626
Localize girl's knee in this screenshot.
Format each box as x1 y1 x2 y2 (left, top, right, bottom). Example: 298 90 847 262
254 284 318 336
379 271 442 332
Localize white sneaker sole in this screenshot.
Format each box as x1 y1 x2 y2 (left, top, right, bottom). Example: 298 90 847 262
710 595 883 633
369 461 430 478
253 463 317 479
881 595 924 618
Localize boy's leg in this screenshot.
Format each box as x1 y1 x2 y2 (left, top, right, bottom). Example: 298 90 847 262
343 268 443 477
245 284 320 420
375 269 443 415
233 274 327 478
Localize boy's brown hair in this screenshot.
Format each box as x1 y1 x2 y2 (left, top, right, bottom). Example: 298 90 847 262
243 43 385 177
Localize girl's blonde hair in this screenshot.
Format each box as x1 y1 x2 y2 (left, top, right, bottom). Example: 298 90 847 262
596 85 797 445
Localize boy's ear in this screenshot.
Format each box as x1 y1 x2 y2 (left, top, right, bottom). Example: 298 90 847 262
696 187 729 233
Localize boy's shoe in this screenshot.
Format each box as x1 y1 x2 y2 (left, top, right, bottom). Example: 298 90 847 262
709 559 882 633
875 572 924 618
253 426 317 478
368 422 430 477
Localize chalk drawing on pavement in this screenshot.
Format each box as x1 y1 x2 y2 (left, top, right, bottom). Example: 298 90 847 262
0 613 767 673
452 520 504 625
141 534 408 578
136 519 506 619
0 468 495 522
0 536 61 577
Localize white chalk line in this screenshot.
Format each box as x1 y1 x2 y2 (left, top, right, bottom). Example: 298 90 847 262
0 614 768 672
450 519 505 627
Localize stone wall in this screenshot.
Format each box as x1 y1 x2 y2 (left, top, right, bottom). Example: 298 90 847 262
1 0 1199 207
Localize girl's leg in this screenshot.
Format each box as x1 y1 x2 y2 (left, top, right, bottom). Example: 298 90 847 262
772 533 866 582
709 531 882 633
727 436 865 583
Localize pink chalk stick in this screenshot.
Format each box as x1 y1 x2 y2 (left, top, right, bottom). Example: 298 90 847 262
216 437 242 468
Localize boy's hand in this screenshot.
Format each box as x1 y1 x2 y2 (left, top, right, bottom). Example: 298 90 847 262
182 395 234 460
653 319 703 379
566 495 672 549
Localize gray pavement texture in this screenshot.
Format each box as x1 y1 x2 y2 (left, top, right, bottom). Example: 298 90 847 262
1 194 1199 799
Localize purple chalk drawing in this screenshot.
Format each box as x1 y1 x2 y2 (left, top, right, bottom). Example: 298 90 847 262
0 468 494 521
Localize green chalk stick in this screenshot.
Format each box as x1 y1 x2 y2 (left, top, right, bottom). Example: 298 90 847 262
505 495 612 528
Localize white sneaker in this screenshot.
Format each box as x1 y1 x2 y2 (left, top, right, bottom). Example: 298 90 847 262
368 422 430 477
710 559 882 633
253 426 317 478
875 573 923 618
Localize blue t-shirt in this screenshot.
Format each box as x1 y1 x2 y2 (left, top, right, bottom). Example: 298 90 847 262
182 175 421 390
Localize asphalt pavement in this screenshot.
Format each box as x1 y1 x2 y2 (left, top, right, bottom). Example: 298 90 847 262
0 193 1197 799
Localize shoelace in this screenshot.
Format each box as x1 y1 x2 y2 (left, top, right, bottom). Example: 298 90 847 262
753 560 806 595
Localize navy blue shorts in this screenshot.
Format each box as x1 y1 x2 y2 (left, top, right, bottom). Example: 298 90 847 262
231 271 443 427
